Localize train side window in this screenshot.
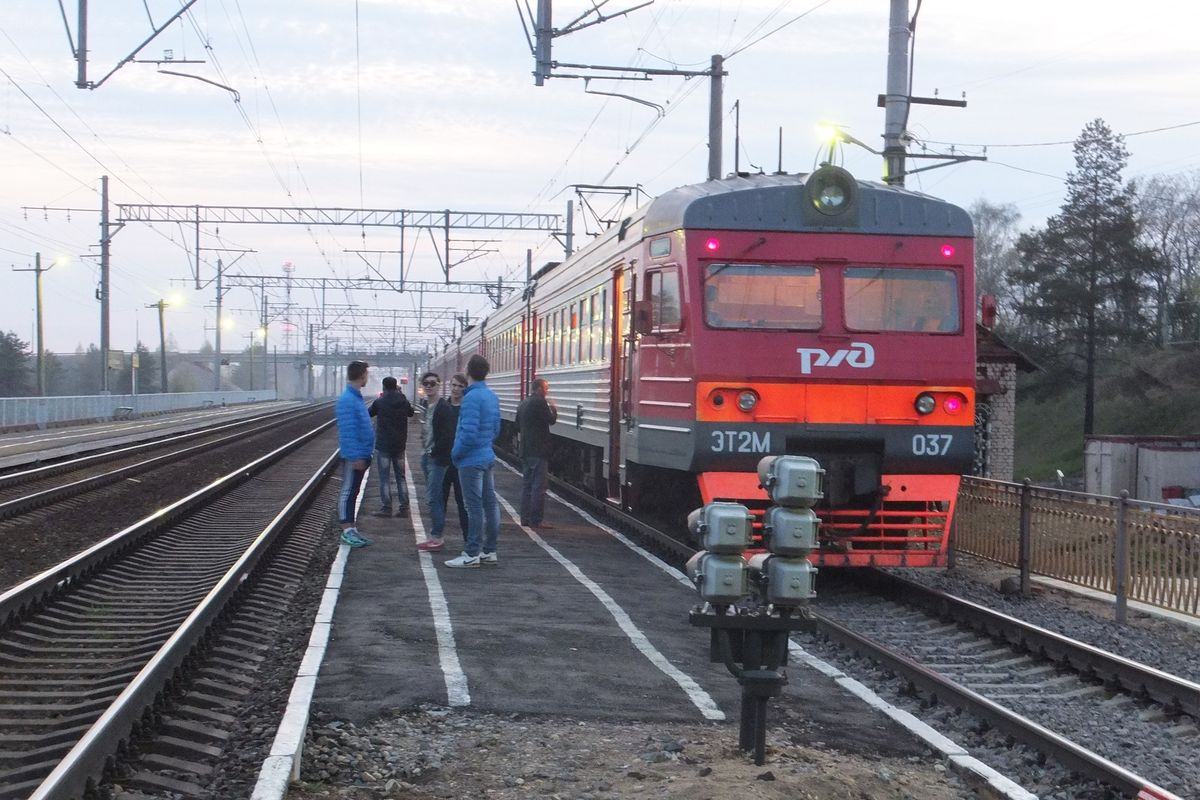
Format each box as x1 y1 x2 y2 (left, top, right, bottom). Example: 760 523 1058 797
578 299 587 363
647 267 682 332
844 267 961 333
601 288 609 359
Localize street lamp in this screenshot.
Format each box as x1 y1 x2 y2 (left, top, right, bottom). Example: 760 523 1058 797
13 253 67 396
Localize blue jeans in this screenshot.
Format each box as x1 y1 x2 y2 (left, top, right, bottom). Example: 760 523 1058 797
459 462 500 557
338 459 367 524
520 456 548 526
426 461 468 540
375 451 409 510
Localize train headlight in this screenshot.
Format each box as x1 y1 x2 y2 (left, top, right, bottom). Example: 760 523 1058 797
736 390 758 412
914 393 936 415
807 165 857 216
944 394 966 414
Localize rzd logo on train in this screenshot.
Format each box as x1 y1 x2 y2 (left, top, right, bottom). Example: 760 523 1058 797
795 342 875 374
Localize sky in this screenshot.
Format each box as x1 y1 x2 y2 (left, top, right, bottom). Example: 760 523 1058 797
2 0 1198 362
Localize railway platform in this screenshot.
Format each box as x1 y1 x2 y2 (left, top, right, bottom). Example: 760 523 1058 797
254 434 1036 800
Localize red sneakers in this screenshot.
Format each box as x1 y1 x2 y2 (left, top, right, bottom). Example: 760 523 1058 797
416 538 445 551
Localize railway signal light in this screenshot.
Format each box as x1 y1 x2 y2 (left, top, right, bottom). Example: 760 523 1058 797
687 458 826 766
688 501 753 553
686 502 752 605
751 455 821 605
757 454 824 508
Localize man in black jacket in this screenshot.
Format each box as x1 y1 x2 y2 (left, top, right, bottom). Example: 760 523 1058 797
369 376 415 517
516 377 557 528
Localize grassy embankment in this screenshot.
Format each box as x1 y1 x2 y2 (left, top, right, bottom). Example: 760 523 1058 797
1013 347 1200 481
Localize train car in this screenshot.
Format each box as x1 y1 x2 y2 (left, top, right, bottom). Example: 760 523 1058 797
432 164 975 567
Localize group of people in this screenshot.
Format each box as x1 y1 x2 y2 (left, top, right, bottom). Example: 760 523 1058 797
333 355 558 569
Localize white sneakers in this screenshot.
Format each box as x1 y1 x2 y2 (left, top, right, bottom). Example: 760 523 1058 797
444 551 499 567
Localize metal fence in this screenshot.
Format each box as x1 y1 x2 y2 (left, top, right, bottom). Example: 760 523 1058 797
956 477 1200 621
0 391 278 430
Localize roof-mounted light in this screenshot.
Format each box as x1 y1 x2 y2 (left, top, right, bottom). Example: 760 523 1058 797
806 165 857 217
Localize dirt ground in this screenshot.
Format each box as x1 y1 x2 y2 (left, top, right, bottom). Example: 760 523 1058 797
285 704 974 800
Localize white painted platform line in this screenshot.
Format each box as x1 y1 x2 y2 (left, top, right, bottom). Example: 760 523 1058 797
405 456 470 707
511 466 1040 799
250 456 370 800
492 489 724 721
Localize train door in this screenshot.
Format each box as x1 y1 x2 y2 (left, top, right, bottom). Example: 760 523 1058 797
606 263 630 500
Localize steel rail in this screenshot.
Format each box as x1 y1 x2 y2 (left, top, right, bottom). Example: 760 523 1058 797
859 570 1200 720
0 405 328 521
808 612 1183 800
24 435 339 799
0 404 309 489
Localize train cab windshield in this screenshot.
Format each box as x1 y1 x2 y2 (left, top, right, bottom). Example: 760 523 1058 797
844 267 960 333
703 263 821 330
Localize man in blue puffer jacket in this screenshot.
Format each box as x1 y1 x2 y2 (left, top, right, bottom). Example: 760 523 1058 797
335 360 375 548
445 353 501 568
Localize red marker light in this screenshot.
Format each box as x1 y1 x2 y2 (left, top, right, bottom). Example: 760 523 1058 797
940 244 956 258
944 396 962 413
705 237 720 252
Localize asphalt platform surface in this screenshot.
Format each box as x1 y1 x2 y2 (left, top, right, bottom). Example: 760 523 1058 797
313 443 927 760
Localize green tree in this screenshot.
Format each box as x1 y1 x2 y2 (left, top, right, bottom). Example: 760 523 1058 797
0 331 33 397
1010 118 1157 434
969 199 1022 330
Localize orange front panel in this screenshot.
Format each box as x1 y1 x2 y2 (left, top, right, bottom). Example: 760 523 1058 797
806 384 868 423
697 471 959 568
695 382 974 425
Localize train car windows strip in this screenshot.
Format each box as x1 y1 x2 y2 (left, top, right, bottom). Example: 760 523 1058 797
702 264 821 330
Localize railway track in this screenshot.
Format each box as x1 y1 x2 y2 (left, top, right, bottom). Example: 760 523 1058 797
543 471 1195 799
0 419 339 799
0 405 327 521
807 573 1196 799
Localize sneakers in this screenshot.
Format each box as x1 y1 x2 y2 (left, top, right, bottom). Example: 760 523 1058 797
444 553 480 568
340 529 372 548
479 551 498 565
394 507 410 518
416 538 445 551
534 522 554 530
371 508 392 518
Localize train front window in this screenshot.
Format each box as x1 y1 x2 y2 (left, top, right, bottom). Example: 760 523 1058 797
844 267 960 333
703 263 821 330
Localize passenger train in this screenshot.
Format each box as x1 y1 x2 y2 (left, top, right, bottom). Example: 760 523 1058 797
429 165 976 567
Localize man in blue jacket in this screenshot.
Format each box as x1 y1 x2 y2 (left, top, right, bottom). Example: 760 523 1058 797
335 360 374 548
445 353 501 568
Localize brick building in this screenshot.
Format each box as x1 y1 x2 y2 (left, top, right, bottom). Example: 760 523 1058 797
974 325 1039 480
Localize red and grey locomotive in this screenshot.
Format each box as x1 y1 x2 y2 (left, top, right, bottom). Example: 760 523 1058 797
430 165 975 567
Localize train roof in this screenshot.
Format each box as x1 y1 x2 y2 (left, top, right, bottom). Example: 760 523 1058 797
642 171 973 238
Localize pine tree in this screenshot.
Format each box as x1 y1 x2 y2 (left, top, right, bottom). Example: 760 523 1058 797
0 332 33 397
1009 119 1157 434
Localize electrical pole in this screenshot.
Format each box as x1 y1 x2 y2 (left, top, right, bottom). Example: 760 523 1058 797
881 0 911 186
213 257 223 391
100 174 111 392
708 54 724 180
146 300 168 392
247 333 255 391
13 253 49 396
